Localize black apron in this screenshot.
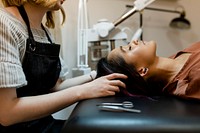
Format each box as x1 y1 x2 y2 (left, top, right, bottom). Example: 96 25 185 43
0 6 64 133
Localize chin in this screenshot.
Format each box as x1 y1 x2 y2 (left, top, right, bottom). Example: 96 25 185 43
149 40 156 45
149 40 157 48
147 40 157 55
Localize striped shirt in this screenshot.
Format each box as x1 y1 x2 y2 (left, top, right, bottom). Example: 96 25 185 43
0 7 67 89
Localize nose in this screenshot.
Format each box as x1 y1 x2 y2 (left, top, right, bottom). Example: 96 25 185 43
121 40 139 51
127 40 138 49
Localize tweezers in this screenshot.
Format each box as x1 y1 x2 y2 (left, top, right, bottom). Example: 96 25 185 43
98 105 141 113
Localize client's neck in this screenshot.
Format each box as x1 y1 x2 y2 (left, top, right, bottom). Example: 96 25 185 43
148 57 179 83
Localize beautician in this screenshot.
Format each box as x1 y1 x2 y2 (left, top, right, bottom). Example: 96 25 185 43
0 0 127 132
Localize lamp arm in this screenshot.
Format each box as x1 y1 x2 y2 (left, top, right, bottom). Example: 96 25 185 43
114 0 155 26
97 7 137 38
126 5 184 15
96 0 155 38
113 7 137 27
145 7 182 14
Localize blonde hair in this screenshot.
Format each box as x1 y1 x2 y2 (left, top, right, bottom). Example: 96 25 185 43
1 0 66 28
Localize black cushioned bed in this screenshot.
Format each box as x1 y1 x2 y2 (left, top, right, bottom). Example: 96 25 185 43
61 95 200 133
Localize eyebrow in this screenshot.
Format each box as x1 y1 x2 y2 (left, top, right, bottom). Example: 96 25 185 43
120 46 126 53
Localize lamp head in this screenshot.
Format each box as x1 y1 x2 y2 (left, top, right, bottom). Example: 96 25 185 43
170 11 191 29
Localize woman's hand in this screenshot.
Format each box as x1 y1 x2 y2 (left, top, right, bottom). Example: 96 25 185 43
78 73 127 100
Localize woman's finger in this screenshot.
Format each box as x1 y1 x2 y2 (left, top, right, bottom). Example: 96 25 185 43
108 80 126 89
105 84 120 92
105 73 127 80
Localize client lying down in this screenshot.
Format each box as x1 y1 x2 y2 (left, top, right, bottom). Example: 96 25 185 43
96 40 200 100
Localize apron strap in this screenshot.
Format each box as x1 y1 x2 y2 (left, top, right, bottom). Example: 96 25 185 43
17 6 34 39
17 6 53 44
41 24 53 44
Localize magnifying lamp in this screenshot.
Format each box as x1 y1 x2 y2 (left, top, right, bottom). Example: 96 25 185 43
170 10 191 29
145 6 191 29
126 4 191 30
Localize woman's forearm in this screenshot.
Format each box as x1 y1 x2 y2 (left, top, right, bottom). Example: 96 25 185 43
0 73 127 126
0 86 82 126
56 71 96 90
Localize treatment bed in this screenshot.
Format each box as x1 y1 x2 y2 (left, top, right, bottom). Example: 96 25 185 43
61 95 200 133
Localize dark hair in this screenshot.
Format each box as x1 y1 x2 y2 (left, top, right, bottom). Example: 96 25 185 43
96 56 154 97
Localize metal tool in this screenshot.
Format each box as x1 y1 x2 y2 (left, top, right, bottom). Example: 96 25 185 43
97 101 134 108
98 105 141 113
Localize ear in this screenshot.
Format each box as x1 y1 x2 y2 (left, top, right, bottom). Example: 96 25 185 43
138 67 148 77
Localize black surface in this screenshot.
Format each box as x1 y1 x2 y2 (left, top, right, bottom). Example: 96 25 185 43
61 96 200 133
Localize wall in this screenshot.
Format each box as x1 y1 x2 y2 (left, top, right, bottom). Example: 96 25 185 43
53 0 200 119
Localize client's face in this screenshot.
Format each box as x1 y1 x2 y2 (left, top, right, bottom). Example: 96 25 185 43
107 40 157 69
